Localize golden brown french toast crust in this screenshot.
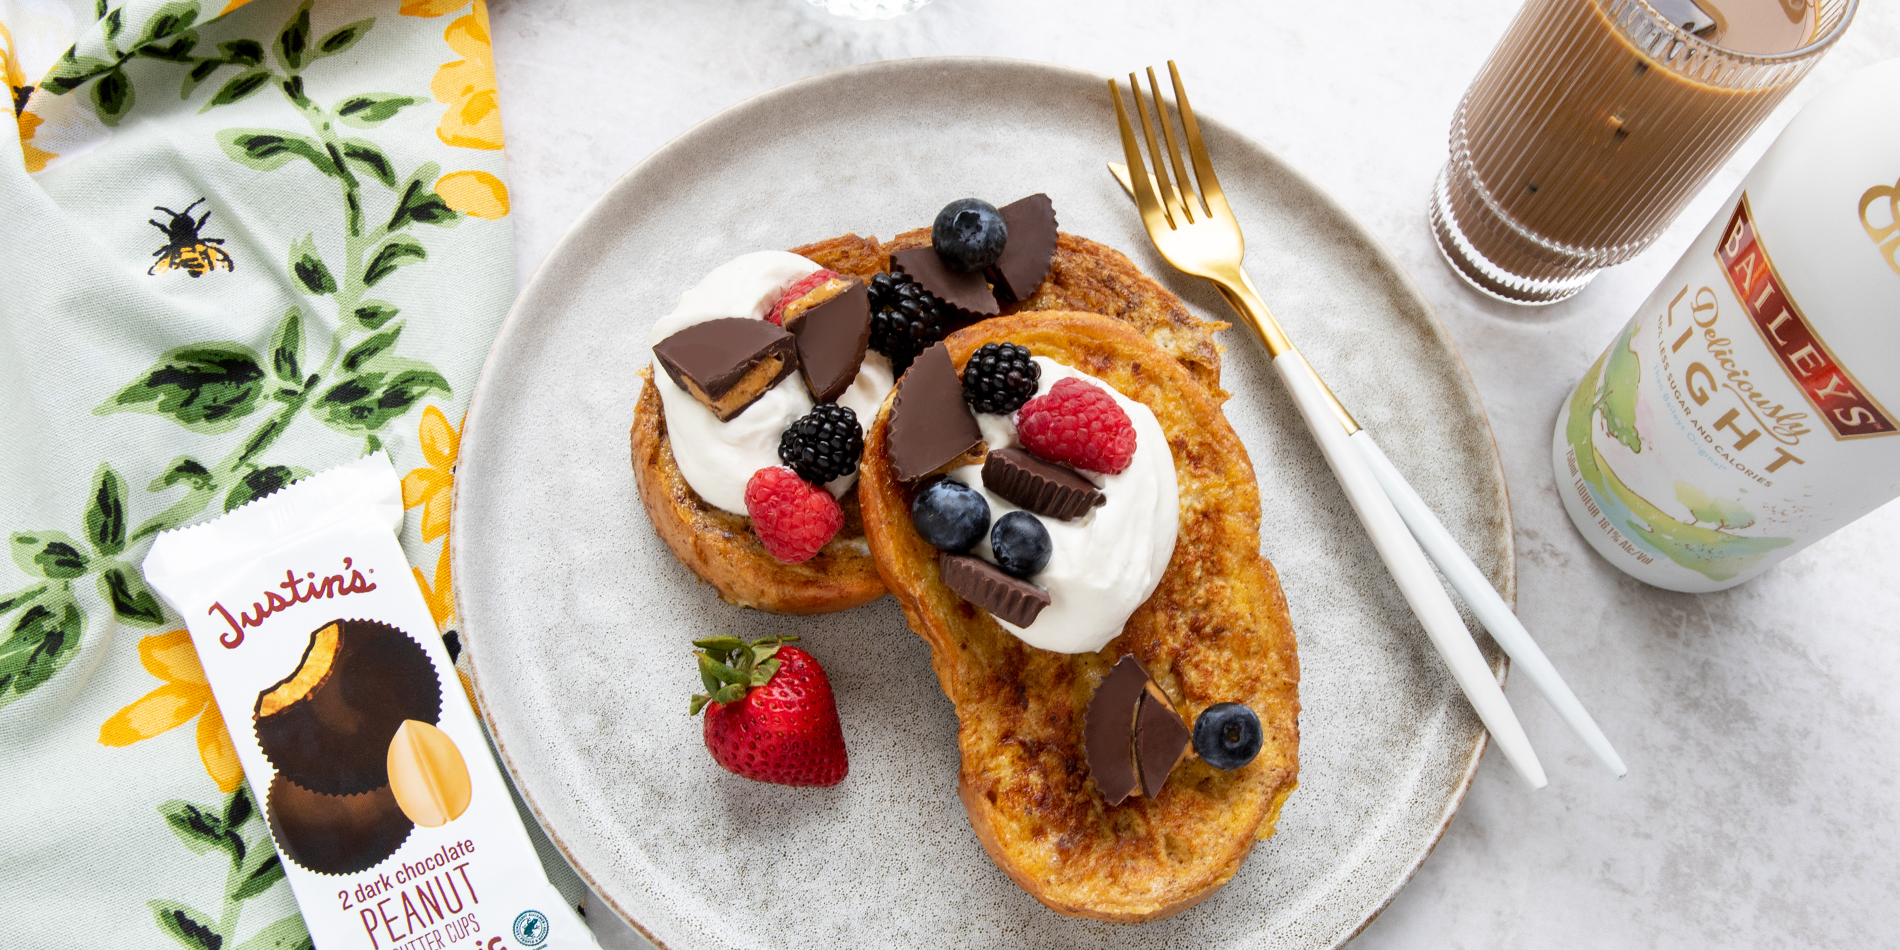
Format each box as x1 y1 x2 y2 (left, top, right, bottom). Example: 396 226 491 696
859 312 1299 922
630 230 1226 616
630 367 884 615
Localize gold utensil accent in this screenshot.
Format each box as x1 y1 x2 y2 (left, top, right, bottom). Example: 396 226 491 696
1110 63 1554 787
1108 64 1358 433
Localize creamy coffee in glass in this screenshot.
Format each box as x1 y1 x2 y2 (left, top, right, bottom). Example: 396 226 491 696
1431 0 1855 304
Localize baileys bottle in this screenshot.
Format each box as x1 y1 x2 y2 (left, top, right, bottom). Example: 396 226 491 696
1555 59 1900 592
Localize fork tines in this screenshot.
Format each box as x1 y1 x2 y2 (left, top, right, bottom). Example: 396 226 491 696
1110 62 1224 231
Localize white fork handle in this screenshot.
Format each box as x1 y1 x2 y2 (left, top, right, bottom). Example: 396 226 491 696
1273 352 1547 788
1354 432 1627 776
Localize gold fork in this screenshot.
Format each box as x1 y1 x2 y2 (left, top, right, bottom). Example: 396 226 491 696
1111 64 1558 787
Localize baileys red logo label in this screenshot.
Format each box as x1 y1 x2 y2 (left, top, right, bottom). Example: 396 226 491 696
1717 196 1896 441
211 557 377 648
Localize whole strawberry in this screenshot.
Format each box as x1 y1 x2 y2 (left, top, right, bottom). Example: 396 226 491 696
1016 377 1138 474
690 635 848 787
745 466 843 562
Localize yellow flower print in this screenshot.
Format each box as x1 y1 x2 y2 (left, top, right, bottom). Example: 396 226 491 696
18 109 56 174
428 3 503 150
415 538 455 629
218 0 262 14
437 170 509 219
403 404 459 543
401 0 473 16
99 631 243 793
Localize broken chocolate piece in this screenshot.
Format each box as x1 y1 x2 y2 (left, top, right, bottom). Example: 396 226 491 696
1085 655 1150 806
888 343 983 481
982 448 1105 520
939 552 1051 628
653 318 798 421
988 194 1058 303
1135 682 1192 799
266 773 413 875
890 247 999 321
785 280 871 403
254 619 442 796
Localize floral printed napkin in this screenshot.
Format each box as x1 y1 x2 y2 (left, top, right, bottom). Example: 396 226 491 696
0 2 583 946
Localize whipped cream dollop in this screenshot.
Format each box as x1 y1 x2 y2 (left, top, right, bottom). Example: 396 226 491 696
950 357 1179 654
649 251 894 514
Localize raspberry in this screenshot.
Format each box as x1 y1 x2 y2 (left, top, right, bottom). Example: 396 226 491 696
745 466 844 562
766 269 844 325
1015 377 1137 475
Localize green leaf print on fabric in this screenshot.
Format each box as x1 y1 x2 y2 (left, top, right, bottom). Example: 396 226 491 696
269 309 304 383
311 18 374 62
99 344 268 434
151 900 225 950
353 301 400 330
216 129 333 175
0 585 82 706
94 66 135 125
339 138 396 188
205 68 273 111
88 464 130 558
100 564 166 625
150 786 312 950
335 93 424 128
363 235 427 285
286 236 335 295
274 2 310 71
12 531 92 579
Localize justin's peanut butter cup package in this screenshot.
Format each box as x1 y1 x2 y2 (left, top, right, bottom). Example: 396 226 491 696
143 453 597 950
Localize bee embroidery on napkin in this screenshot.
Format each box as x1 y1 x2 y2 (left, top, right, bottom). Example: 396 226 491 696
148 199 234 277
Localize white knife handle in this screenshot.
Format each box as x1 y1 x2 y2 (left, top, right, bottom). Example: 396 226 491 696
1272 352 1547 788
1353 432 1628 777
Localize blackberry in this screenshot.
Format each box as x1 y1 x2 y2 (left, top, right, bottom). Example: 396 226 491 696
778 404 864 485
961 342 1041 415
866 270 950 372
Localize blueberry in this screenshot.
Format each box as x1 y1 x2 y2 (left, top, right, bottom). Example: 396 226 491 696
989 511 1051 578
931 198 1009 273
911 478 990 553
1192 703 1263 770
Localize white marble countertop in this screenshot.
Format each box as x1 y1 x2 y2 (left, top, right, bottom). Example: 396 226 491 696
484 2 1900 946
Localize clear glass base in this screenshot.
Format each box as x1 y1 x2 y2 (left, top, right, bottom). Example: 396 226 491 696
1428 165 1597 306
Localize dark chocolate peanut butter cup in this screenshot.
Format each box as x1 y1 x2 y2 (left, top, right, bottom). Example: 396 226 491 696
254 619 441 796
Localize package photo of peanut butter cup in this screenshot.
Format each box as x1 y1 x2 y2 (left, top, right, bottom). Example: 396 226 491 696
142 453 598 950
254 618 443 797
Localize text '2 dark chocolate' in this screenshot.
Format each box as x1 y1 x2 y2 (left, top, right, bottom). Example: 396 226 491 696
982 448 1104 520
654 318 798 421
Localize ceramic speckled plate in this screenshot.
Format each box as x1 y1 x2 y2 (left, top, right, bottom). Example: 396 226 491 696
453 57 1512 950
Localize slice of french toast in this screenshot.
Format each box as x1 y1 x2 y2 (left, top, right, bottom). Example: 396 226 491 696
858 312 1299 921
630 233 1226 615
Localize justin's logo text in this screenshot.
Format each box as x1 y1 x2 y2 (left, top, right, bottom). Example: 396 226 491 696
1859 177 1900 276
210 557 377 648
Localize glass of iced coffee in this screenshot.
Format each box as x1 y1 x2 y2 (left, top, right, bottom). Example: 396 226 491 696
1430 0 1856 304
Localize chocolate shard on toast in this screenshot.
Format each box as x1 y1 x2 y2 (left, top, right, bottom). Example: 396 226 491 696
982 448 1103 520
891 247 998 321
654 317 798 421
887 343 983 482
785 280 871 403
1083 656 1149 806
988 194 1058 303
858 312 1299 922
939 552 1051 627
